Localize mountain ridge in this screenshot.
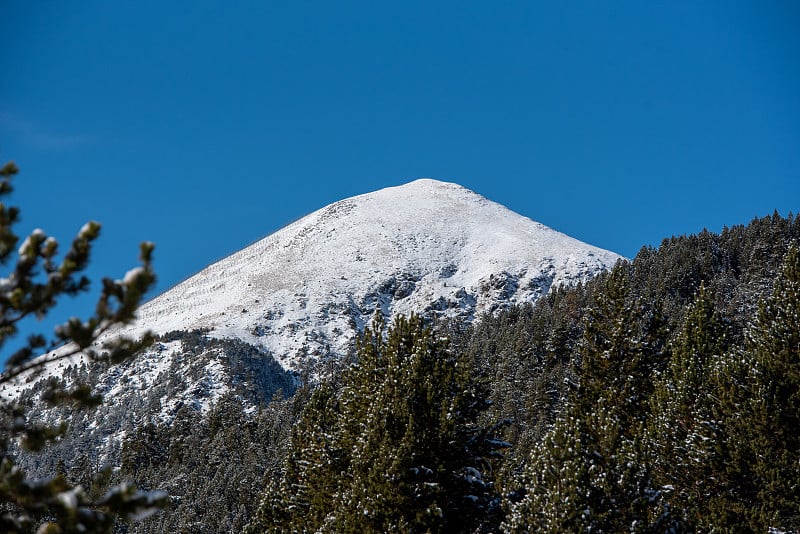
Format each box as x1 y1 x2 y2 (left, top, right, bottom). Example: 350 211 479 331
118 178 622 370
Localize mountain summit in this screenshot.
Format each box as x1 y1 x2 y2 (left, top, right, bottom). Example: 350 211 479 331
129 178 622 369
9 179 623 465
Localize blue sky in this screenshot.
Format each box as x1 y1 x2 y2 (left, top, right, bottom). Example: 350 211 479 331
1 2 799 351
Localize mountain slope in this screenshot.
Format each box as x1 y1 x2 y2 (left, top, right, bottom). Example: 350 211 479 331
124 178 622 370
10 179 621 465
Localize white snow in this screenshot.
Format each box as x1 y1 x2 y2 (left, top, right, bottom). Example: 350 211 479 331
78 221 96 238
120 178 622 369
104 340 180 399
17 228 45 258
120 266 146 285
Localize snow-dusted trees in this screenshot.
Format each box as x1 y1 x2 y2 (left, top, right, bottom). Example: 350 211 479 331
647 283 731 530
247 313 507 533
503 264 669 532
707 244 800 531
504 242 800 532
0 161 166 533
649 244 800 531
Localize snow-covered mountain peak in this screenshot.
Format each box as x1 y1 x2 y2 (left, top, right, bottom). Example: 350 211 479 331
346 178 495 220
124 179 622 369
6 179 623 460
362 177 480 200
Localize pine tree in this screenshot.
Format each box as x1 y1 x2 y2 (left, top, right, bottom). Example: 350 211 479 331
713 244 800 531
0 161 167 533
505 264 669 532
247 314 507 533
647 283 730 530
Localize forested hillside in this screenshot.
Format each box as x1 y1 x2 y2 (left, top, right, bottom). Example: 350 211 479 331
16 212 800 533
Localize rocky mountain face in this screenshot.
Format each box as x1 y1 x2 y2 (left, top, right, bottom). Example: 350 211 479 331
12 179 621 464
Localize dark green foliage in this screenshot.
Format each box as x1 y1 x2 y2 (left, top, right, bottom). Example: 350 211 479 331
0 161 166 533
456 285 589 488
647 284 732 530
705 244 800 531
743 244 800 530
630 212 800 339
160 330 297 407
247 314 507 533
115 391 303 533
504 263 670 532
499 219 799 532
577 263 668 427
447 214 800 506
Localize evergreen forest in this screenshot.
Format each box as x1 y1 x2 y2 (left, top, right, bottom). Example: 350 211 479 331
11 212 800 533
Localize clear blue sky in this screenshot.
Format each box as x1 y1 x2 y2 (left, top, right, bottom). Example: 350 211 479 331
1 2 799 350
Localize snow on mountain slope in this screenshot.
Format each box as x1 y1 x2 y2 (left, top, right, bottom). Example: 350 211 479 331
9 179 623 468
107 178 622 370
